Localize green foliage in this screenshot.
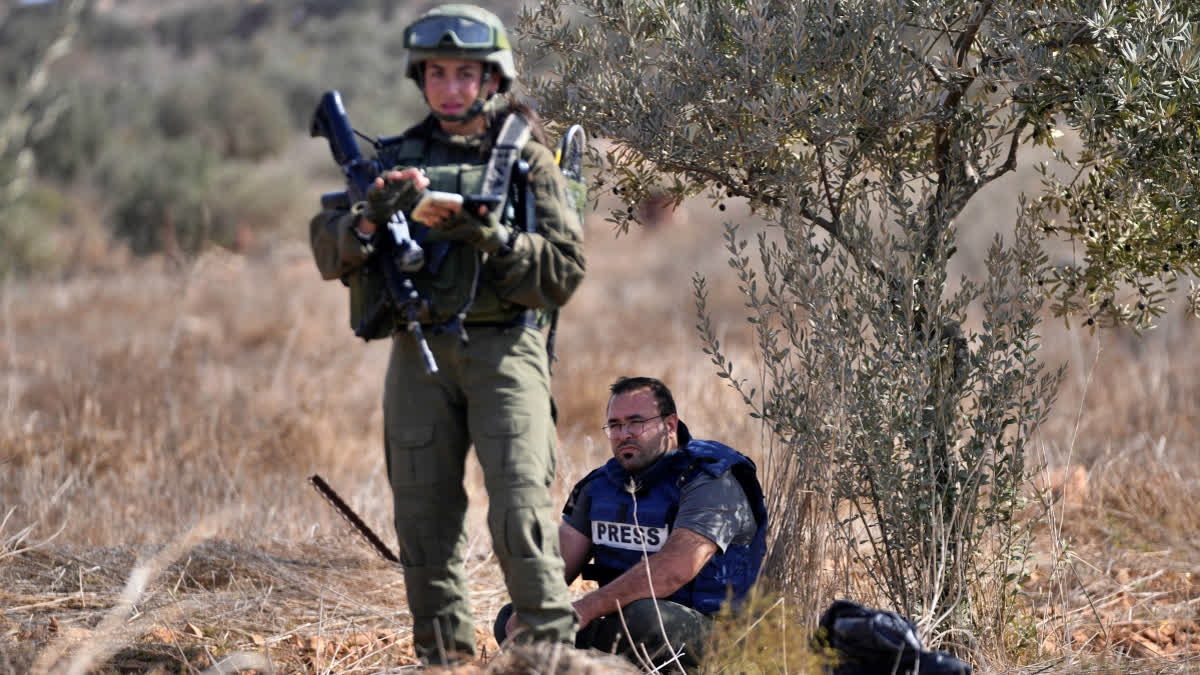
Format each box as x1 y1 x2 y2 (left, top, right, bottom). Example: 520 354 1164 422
692 218 1059 651
0 4 68 91
518 0 1200 327
0 0 519 277
78 8 148 52
0 200 62 279
258 10 429 133
153 2 281 57
0 167 75 278
0 0 86 278
1026 2 1200 329
106 139 234 257
27 84 112 182
102 132 301 259
150 0 396 57
519 0 1196 655
156 70 293 161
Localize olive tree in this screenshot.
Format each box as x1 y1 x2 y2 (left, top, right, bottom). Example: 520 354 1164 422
516 0 1199 650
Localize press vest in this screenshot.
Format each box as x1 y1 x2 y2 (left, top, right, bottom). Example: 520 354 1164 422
580 440 768 615
373 115 531 327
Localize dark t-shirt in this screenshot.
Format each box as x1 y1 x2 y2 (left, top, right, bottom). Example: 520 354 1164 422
563 462 758 553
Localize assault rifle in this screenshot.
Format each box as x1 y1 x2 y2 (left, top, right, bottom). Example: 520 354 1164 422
310 90 437 373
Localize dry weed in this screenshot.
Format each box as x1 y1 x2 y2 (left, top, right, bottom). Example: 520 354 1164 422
1 194 1198 672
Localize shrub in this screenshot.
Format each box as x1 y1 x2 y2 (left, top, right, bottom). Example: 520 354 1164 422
156 70 293 161
0 4 64 91
0 200 62 279
153 3 275 57
209 162 309 245
252 16 429 135
28 85 112 182
79 10 148 52
106 139 235 257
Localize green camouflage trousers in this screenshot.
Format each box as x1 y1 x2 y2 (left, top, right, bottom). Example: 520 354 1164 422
383 323 576 663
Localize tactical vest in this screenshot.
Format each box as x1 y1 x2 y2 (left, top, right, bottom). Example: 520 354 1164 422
580 440 769 615
348 115 533 334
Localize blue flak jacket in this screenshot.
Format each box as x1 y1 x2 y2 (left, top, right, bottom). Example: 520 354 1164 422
580 440 769 615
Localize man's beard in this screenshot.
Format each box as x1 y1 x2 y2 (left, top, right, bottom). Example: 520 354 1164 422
616 438 666 473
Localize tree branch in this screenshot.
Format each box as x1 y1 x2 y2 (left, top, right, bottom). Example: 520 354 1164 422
954 0 995 69
978 118 1029 186
815 145 840 225
898 42 949 86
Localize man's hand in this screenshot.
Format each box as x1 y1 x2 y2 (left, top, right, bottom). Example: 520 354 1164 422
357 167 429 234
504 610 520 639
572 598 602 630
568 527 719 630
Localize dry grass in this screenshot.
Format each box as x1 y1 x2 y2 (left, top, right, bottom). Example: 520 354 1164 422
2 189 1198 672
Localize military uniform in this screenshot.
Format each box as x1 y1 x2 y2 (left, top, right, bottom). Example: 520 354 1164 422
308 6 584 662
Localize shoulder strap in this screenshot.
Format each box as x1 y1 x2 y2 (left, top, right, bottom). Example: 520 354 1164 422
563 466 607 518
479 112 531 209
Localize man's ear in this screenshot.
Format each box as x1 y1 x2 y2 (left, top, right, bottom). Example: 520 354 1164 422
665 413 679 442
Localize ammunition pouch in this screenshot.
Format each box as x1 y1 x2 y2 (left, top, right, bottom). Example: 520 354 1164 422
345 260 398 341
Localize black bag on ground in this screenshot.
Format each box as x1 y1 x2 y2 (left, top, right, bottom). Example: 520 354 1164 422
816 600 972 674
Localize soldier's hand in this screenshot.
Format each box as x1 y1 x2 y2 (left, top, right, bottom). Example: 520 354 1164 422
437 208 514 255
359 168 429 228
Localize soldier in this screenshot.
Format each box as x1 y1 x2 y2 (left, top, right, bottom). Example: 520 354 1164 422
309 4 585 665
494 377 769 669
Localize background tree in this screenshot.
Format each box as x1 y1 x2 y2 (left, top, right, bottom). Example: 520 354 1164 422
517 0 1200 652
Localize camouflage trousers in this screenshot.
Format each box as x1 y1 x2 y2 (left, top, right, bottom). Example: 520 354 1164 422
383 324 576 663
494 599 712 670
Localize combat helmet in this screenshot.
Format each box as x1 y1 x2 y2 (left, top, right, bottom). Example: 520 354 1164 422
403 4 516 97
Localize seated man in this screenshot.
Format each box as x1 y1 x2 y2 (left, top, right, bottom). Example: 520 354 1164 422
494 376 768 669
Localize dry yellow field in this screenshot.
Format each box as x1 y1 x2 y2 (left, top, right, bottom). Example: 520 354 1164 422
1 198 1197 672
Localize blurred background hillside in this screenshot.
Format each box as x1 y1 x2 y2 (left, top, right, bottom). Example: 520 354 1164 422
1 1 1198 672
0 0 467 278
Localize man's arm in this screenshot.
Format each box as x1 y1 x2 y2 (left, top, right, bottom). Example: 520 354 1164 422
572 528 718 628
309 209 372 281
559 520 592 584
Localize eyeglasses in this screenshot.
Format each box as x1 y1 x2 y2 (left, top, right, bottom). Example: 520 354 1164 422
602 415 664 439
404 16 509 50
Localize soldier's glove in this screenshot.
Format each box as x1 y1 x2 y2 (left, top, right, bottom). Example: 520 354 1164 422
358 173 422 226
440 209 515 256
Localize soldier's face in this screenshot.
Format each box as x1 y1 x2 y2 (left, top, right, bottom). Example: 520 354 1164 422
606 388 677 473
422 58 496 118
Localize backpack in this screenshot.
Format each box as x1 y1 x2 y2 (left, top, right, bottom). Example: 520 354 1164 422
816 600 972 675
